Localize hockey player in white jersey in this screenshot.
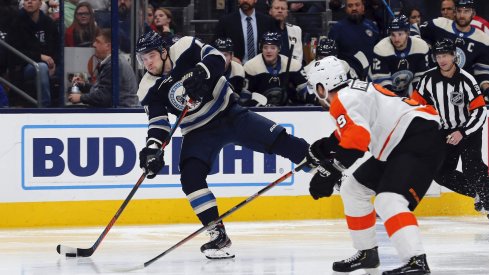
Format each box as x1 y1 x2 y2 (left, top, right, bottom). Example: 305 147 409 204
306 56 444 274
135 31 312 259
370 15 430 97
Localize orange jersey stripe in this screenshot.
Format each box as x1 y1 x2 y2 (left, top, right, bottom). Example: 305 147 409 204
469 95 485 112
410 90 428 105
384 212 418 237
346 210 376 231
329 98 370 152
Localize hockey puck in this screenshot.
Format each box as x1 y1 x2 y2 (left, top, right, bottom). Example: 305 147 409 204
65 253 77 258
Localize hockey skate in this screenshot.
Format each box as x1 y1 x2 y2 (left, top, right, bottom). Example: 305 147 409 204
200 222 235 259
382 254 430 275
474 193 489 219
332 246 380 272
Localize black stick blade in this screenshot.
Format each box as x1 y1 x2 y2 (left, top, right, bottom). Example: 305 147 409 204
56 244 94 257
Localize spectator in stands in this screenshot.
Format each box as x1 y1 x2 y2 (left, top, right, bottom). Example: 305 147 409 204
68 28 139 107
404 6 422 25
328 0 379 80
79 0 110 11
370 15 430 97
145 5 155 33
213 37 245 95
0 0 17 75
65 2 98 47
268 0 303 63
215 0 277 64
64 0 79 28
244 32 313 106
118 0 132 53
153 7 175 37
8 0 59 107
440 0 456 20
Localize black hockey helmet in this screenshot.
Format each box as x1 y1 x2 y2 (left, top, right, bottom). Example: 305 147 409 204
433 38 456 56
260 32 281 49
316 37 337 59
455 0 474 9
136 31 166 55
213 37 234 53
388 15 410 32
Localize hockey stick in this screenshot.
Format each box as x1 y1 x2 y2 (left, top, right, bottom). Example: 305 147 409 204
57 99 192 258
381 0 395 18
123 161 308 270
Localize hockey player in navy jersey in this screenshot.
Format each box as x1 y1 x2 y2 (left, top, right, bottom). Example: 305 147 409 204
419 0 489 99
304 37 358 79
370 15 430 97
244 32 313 106
213 37 245 94
135 31 312 259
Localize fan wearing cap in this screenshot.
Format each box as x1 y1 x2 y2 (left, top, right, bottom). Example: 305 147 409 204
369 15 430 97
244 31 312 106
306 56 443 274
419 0 489 100
411 38 489 218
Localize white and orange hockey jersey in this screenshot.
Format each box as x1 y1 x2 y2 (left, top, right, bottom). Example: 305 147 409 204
329 79 440 161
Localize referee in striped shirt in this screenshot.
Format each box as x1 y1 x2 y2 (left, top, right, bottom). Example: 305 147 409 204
412 38 489 216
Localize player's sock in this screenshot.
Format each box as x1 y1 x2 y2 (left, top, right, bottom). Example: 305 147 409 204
382 254 430 275
200 221 235 259
332 246 380 272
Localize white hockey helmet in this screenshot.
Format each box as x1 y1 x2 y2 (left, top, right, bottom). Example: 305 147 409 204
307 56 348 106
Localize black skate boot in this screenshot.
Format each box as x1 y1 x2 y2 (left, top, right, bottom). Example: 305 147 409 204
332 246 380 272
382 254 430 275
200 222 235 259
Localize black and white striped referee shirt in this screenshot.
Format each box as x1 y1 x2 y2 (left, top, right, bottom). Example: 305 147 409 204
412 66 487 136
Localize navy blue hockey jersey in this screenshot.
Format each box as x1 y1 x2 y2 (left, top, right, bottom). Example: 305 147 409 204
370 36 430 96
244 54 309 106
138 36 235 146
419 17 489 86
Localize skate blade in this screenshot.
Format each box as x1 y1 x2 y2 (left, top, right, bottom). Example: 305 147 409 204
203 247 235 259
332 267 380 275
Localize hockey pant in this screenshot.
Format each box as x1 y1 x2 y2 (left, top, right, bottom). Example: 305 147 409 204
340 118 444 262
179 104 309 225
435 129 489 200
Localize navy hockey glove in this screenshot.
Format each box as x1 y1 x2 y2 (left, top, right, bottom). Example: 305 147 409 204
139 146 165 179
306 137 338 168
182 65 209 101
309 161 342 200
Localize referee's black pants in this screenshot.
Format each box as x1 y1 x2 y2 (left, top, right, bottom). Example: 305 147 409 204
434 129 489 204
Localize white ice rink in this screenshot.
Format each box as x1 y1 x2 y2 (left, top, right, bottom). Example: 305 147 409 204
1 217 488 275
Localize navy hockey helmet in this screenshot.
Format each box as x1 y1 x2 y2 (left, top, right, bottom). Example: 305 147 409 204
214 37 234 53
260 32 281 49
316 38 337 59
136 31 166 55
455 0 474 9
433 38 456 56
388 15 410 32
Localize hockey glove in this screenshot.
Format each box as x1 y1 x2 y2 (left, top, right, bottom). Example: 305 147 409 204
309 161 342 200
306 136 338 168
182 65 209 101
139 146 165 179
